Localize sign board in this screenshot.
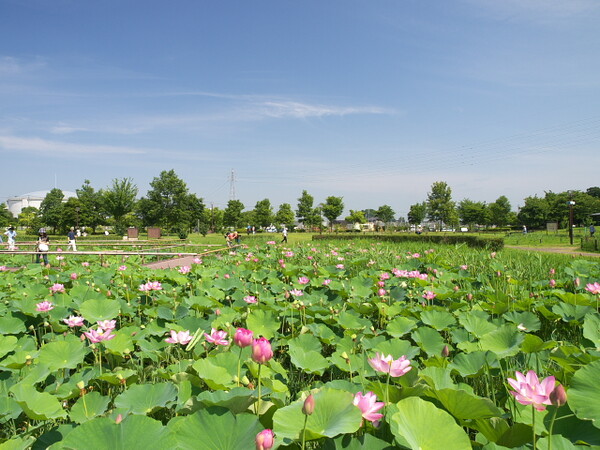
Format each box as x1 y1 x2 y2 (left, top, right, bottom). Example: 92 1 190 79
546 222 559 232
147 227 161 239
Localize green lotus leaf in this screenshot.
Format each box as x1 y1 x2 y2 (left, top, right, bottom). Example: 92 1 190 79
552 303 593 324
325 433 396 449
0 315 26 335
427 387 503 420
37 339 88 371
273 388 362 441
448 351 496 377
192 352 238 389
582 313 600 348
168 407 260 450
502 311 541 332
50 415 174 449
411 327 446 357
373 338 420 360
0 436 35 450
79 298 121 323
10 383 67 421
458 311 497 338
69 392 110 423
113 382 177 415
289 334 329 375
385 316 417 338
420 310 456 330
102 330 134 356
246 309 280 339
478 324 524 358
337 311 371 330
0 336 18 359
389 397 471 450
196 387 256 414
568 358 600 429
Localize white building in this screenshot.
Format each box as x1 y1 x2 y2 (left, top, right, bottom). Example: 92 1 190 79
6 190 77 217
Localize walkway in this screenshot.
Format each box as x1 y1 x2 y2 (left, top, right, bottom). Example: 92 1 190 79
505 245 600 258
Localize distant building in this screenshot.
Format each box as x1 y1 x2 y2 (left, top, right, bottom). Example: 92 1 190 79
6 190 77 217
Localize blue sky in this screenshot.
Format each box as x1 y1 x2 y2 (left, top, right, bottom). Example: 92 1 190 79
1 0 599 218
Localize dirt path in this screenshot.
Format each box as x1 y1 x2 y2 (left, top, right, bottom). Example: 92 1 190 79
505 245 600 258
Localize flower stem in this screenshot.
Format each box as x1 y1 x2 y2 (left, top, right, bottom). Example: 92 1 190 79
256 364 262 415
532 404 537 450
237 346 243 387
548 407 559 450
301 414 308 450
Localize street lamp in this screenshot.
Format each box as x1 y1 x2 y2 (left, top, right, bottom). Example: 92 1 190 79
75 206 80 229
568 200 575 245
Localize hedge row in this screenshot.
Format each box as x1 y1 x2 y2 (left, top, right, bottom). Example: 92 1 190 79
581 237 600 253
312 233 504 251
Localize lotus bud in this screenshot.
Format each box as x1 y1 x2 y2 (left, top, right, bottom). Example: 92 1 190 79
302 394 315 415
255 429 274 450
441 345 450 357
115 414 123 424
550 384 567 407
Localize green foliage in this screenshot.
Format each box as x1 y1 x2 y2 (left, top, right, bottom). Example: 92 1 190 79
322 196 345 230
312 233 504 250
375 204 396 224
458 199 488 228
103 178 138 228
223 200 245 229
488 196 512 227
407 202 427 225
0 203 13 227
76 179 105 231
345 210 366 224
39 188 65 233
253 198 273 228
274 203 295 229
296 190 321 229
427 181 456 226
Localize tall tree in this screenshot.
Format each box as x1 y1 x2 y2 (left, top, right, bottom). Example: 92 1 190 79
39 188 64 233
375 205 396 224
62 197 83 232
586 186 600 198
345 210 367 224
223 200 245 229
274 203 295 229
322 196 344 231
103 178 138 233
488 196 512 227
426 181 456 227
0 203 13 227
296 190 320 230
407 202 427 225
18 206 40 231
76 179 105 232
458 199 488 228
253 199 273 228
517 196 549 229
137 170 203 232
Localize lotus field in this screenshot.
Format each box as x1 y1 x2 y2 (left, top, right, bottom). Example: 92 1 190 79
1 240 600 449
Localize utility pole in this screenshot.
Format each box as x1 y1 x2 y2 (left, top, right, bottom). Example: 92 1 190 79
229 169 236 201
568 198 576 245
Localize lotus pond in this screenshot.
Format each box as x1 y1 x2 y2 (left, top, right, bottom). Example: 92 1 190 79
0 240 599 449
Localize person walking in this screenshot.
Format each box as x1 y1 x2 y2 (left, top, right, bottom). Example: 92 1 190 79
591 224 596 237
281 227 288 244
36 231 50 266
67 227 77 251
4 226 17 250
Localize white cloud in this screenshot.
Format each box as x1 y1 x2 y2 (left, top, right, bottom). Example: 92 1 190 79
0 135 146 156
0 56 46 77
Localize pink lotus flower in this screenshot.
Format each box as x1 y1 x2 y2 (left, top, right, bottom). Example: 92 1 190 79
81 262 90 267
507 370 556 411
36 301 55 312
298 276 310 285
380 272 390 281
0 266 7 271
302 393 315 415
234 328 254 347
549 279 556 288
204 328 230 346
139 283 150 292
193 257 202 264
377 288 387 297
97 320 116 331
50 283 65 294
165 330 192 345
368 353 412 377
322 279 331 286
266 241 276 245
244 295 258 304
284 251 294 257
147 281 162 290
422 291 436 300
549 268 556 275
82 328 115 343
70 273 78 280
251 337 273 364
460 265 468 270
353 391 384 426
289 289 303 297
63 315 85 327
118 265 127 271
336 264 345 269
179 266 191 274
585 282 600 295
255 429 274 450
224 274 230 279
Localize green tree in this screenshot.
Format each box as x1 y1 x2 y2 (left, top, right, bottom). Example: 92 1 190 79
345 210 367 224
296 190 320 230
253 199 273 228
517 196 549 229
61 197 83 233
39 188 65 233
274 203 295 229
103 178 138 234
586 186 600 198
488 196 512 227
76 180 105 232
223 200 245 229
202 205 224 232
375 205 396 224
0 203 13 228
426 181 456 227
322 196 344 231
458 199 488 228
18 206 40 231
407 202 427 225
137 170 204 233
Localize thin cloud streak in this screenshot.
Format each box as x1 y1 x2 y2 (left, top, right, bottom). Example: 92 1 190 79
0 135 147 156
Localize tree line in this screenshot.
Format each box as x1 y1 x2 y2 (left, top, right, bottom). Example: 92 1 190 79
2 173 598 235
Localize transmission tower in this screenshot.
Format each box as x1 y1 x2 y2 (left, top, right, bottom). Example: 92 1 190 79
229 169 236 201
